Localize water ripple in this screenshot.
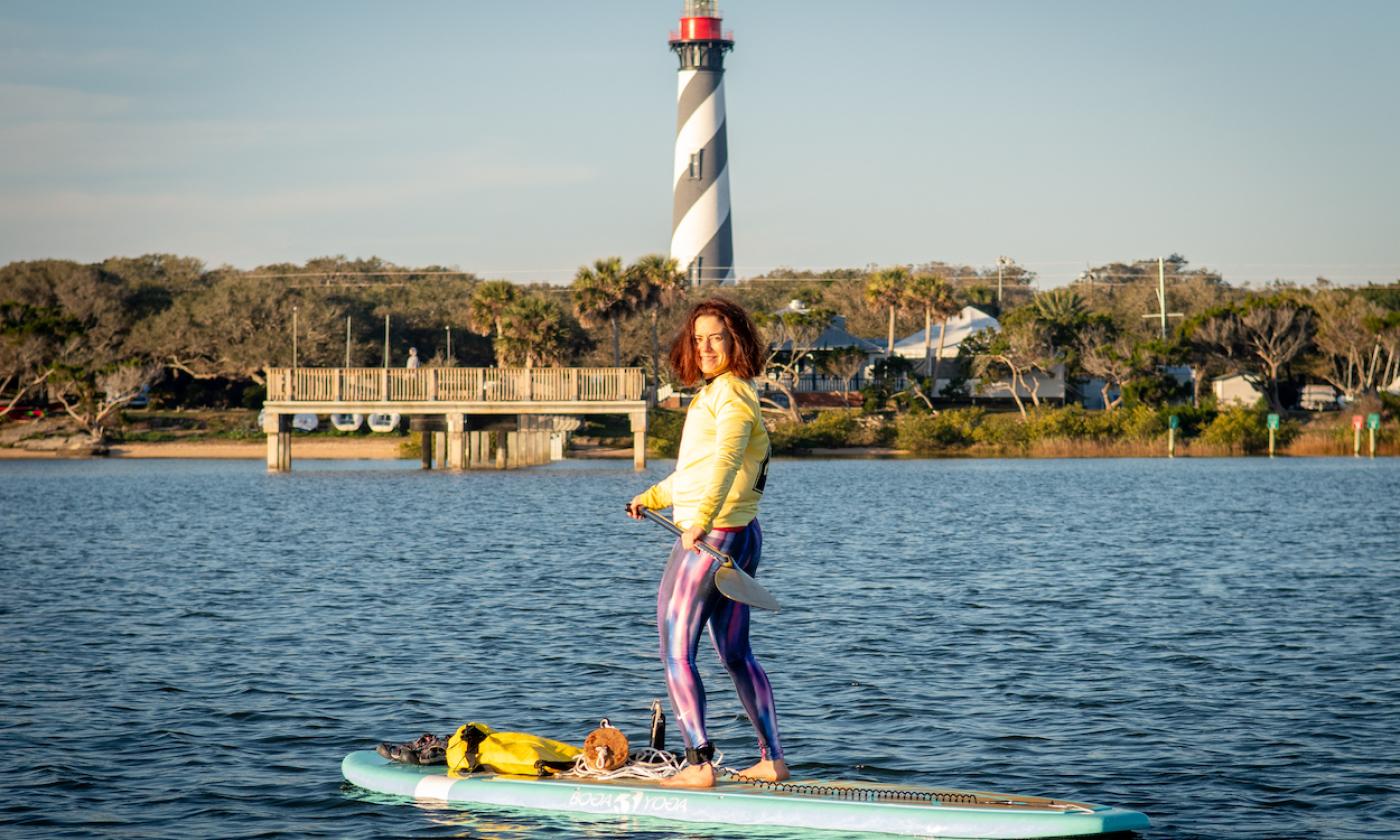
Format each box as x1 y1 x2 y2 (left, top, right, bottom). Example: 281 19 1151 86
1 456 1397 838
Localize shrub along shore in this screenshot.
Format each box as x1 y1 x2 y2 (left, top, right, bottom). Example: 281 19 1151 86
651 404 1399 459
0 405 1394 459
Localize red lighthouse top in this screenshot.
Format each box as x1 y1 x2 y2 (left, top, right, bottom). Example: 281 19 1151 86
671 0 733 44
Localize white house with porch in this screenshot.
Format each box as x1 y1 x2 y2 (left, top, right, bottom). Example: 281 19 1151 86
888 306 1065 401
766 302 1068 402
891 306 1000 373
765 303 883 394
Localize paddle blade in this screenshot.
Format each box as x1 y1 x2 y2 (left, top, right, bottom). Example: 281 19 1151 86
715 564 781 612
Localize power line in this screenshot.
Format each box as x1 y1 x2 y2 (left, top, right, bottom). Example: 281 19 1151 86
245 270 477 279
215 264 1400 289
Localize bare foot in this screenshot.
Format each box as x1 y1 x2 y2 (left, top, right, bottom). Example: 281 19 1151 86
736 758 789 782
661 762 716 788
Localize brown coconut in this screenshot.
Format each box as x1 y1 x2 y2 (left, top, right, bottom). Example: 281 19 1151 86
582 726 630 771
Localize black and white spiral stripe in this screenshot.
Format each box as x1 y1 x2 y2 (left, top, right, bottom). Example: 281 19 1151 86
671 68 733 285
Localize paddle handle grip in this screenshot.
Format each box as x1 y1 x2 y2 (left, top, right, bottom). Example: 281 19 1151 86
638 507 734 566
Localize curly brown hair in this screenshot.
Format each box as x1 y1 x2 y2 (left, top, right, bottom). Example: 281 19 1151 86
667 297 765 386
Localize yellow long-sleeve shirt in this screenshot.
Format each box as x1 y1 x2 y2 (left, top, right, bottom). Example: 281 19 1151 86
633 372 771 531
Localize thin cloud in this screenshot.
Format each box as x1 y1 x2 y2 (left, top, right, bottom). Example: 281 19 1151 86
0 153 599 221
0 82 130 120
0 40 180 74
0 116 357 177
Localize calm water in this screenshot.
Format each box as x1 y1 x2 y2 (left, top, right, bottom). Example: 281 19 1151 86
1 455 1397 839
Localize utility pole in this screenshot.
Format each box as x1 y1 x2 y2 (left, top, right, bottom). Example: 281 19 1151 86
292 306 299 370
383 314 390 368
345 316 352 368
446 326 453 361
1142 256 1184 340
1157 258 1168 339
996 256 1012 306
1080 267 1098 301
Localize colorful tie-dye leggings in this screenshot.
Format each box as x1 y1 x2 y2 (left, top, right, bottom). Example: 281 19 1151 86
656 519 783 762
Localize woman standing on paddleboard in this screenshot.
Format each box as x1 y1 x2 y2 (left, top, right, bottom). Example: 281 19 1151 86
626 298 788 789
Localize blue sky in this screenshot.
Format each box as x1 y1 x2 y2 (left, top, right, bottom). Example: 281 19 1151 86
1 0 1396 287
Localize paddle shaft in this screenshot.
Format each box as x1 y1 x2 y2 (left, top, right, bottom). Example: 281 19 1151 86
639 508 735 567
635 506 781 612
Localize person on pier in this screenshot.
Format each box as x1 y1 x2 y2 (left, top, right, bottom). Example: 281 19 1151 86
626 298 787 789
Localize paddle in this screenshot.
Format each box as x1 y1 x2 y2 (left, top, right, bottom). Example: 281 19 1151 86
636 507 781 612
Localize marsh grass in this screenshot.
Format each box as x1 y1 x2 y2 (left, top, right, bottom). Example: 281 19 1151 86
15 406 1393 458
756 404 1399 458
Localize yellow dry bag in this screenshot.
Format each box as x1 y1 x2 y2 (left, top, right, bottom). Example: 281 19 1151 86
446 722 581 777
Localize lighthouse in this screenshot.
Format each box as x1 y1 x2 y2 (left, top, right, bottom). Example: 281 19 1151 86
669 1 735 286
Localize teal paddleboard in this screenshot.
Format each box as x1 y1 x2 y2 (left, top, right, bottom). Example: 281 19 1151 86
342 750 1149 838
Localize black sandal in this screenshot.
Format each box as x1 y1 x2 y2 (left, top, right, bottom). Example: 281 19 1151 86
377 742 420 764
416 743 447 765
376 733 448 765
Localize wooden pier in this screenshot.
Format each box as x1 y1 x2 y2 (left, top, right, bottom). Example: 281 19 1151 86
261 366 647 473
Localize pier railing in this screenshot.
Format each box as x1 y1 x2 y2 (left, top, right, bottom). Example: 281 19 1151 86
265 367 645 403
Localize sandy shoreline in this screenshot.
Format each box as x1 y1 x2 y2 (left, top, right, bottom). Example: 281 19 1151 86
0 439 645 460
117 439 408 459
0 438 407 460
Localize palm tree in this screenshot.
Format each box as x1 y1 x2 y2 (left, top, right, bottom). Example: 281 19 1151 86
629 254 688 393
497 295 571 368
572 257 637 367
929 285 963 393
864 267 909 355
1032 288 1087 326
902 273 959 389
467 281 519 366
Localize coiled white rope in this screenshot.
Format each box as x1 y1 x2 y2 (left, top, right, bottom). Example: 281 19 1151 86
566 746 727 782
